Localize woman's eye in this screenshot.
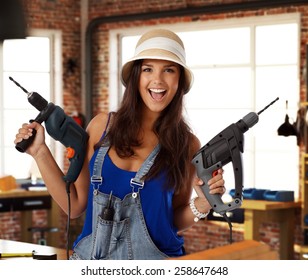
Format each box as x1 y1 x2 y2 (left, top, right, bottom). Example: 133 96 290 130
165 68 175 73
142 67 152 72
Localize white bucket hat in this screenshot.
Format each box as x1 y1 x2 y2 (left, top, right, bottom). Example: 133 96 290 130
121 29 194 94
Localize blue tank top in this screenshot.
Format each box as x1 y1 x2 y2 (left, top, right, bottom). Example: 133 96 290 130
73 148 184 257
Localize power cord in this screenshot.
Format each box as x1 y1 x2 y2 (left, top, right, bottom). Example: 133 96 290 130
65 181 72 260
222 213 233 244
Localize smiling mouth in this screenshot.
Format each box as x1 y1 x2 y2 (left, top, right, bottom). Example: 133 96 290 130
149 88 166 101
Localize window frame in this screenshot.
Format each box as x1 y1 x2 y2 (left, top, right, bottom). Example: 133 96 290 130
0 29 63 178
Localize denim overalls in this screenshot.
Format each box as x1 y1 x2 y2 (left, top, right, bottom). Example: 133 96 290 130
71 142 169 260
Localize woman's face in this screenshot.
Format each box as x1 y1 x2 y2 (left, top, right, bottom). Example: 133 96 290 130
138 59 180 114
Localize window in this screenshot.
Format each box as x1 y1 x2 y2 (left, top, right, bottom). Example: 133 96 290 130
0 30 62 179
111 13 300 198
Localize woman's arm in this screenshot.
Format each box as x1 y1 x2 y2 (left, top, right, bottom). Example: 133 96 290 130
14 112 110 218
172 135 225 231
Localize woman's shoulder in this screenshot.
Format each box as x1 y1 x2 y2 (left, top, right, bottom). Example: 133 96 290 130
189 132 201 158
86 112 112 143
87 112 110 130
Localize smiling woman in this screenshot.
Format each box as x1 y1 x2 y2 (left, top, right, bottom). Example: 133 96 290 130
13 28 226 260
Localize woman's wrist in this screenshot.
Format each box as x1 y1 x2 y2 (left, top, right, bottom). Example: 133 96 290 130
189 197 210 222
32 143 51 161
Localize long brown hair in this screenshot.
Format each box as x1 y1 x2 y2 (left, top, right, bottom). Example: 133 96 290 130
97 60 193 193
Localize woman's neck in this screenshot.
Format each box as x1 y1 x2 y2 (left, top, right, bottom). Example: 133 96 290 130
140 107 160 131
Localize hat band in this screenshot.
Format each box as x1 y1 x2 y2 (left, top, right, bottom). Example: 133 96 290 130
134 37 186 64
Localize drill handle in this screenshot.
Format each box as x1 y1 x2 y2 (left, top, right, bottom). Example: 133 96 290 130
15 112 45 153
15 128 37 153
15 103 56 153
197 161 226 210
193 153 242 215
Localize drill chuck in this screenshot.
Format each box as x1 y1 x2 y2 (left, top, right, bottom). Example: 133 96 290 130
235 112 259 134
237 97 279 132
242 112 259 128
28 92 48 111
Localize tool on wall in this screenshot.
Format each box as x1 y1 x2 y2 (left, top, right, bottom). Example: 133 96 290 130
192 97 279 242
9 76 89 259
277 100 297 137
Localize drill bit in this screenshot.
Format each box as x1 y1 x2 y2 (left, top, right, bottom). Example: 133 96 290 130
9 76 30 95
258 97 279 115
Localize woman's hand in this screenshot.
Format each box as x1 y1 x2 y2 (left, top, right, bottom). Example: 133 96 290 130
192 168 226 213
194 168 226 196
14 122 46 157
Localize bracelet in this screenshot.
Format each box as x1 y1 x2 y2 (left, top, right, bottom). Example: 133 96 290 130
189 197 209 222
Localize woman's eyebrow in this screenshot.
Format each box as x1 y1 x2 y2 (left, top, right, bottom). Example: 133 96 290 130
141 63 178 67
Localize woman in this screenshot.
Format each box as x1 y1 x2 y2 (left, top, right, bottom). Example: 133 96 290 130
14 29 225 259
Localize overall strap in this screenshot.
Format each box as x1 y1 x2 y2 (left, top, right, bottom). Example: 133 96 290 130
130 144 160 198
100 112 113 142
91 112 160 197
91 113 113 194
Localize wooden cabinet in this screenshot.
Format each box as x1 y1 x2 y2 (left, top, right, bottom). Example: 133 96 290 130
0 189 60 247
0 196 51 212
300 153 308 259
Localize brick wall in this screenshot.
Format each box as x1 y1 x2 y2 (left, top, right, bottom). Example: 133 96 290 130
1 0 307 258
0 212 21 240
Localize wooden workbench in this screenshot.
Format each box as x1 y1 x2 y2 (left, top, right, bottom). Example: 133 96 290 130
0 239 69 260
0 239 273 260
175 239 278 260
241 200 301 259
0 189 61 247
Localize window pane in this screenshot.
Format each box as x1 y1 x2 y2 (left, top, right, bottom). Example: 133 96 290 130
3 109 36 146
3 72 50 109
3 37 50 72
187 67 252 109
4 147 33 178
256 23 298 65
180 27 250 66
255 65 299 110
255 143 299 198
121 36 139 66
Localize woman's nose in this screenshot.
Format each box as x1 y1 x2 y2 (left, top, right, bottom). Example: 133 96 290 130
152 70 163 82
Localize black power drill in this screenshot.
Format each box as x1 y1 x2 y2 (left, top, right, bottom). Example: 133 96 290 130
10 77 89 183
192 97 279 216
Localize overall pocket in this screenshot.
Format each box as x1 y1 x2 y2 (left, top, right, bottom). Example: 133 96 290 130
91 216 132 260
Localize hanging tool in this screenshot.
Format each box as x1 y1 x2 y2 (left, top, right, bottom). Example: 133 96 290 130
277 100 297 137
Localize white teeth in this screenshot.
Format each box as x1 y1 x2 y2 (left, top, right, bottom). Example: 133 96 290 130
149 89 165 93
